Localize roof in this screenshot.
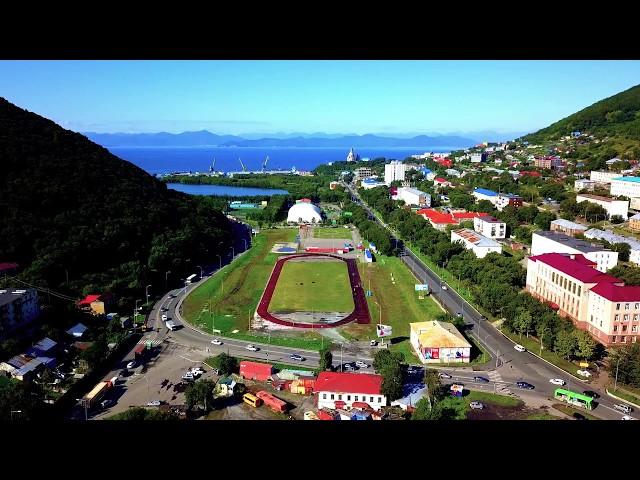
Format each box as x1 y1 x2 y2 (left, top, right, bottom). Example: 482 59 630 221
239 361 273 374
66 323 88 337
434 177 448 183
0 289 32 308
551 219 587 231
0 262 19 272
452 228 501 248
473 188 498 197
584 228 640 251
417 209 457 224
631 213 640 221
287 202 322 222
410 321 471 349
475 215 503 224
533 231 611 254
520 171 541 176
590 283 640 302
452 212 487 220
576 193 627 204
316 372 383 395
399 187 427 196
528 253 620 284
612 176 640 183
28 337 57 354
78 294 102 305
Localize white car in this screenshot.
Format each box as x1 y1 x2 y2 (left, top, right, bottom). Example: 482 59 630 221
621 415 634 420
549 378 566 386
161 314 168 321
576 369 592 377
245 344 259 352
514 344 526 352
355 361 368 368
211 338 223 345
442 285 448 291
191 367 205 375
126 361 136 369
147 400 162 407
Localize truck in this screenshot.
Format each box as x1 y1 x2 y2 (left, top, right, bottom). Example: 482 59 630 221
82 380 113 408
165 320 178 331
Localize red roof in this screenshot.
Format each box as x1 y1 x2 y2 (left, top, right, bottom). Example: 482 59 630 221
78 294 102 305
351 401 372 410
298 198 312 203
452 212 487 220
0 262 19 272
520 171 541 177
590 283 640 302
434 177 448 183
529 253 620 284
316 372 383 395
239 361 273 377
417 209 457 224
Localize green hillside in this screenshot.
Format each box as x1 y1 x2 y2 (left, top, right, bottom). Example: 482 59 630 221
523 84 640 143
0 97 232 305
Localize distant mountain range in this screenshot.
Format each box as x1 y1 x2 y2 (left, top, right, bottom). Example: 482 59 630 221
83 130 479 148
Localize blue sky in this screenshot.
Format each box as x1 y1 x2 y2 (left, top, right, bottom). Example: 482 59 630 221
0 60 639 136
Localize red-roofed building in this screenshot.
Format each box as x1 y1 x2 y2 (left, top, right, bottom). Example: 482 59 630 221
316 372 386 411
77 293 114 315
416 209 488 231
239 361 274 381
526 252 640 346
435 158 453 168
433 177 451 187
0 262 19 273
519 170 542 177
297 198 312 203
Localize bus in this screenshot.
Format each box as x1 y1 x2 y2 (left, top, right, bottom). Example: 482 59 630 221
554 388 594 410
185 274 197 285
243 393 263 408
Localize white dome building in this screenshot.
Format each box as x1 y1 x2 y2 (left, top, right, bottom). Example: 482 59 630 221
287 202 323 224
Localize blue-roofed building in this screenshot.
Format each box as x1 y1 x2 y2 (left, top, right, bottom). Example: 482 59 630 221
66 322 88 338
472 187 498 203
25 337 58 358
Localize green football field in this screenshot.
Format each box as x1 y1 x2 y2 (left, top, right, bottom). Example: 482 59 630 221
269 260 355 313
313 227 354 239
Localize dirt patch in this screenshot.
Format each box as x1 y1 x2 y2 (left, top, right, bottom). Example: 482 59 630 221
467 403 559 420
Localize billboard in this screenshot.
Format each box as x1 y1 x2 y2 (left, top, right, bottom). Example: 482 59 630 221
450 384 464 397
423 347 439 359
376 324 393 338
415 284 429 292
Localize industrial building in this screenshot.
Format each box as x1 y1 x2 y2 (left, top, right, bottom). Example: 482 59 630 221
550 219 587 237
451 228 502 258
576 194 628 219
531 231 618 273
410 321 471 364
316 372 386 411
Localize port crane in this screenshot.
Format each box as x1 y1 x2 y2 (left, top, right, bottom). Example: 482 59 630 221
262 155 269 173
238 158 247 172
209 157 216 173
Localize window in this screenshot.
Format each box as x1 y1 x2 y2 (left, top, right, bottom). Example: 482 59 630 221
633 326 637 333
634 336 637 343
614 325 618 332
615 314 620 321
635 314 639 321
625 303 630 310
577 286 581 296
370 396 374 403
623 325 628 332
635 303 639 309
616 303 621 310
612 336 617 343
323 393 327 399
338 394 342 400
330 394 334 400
354 396 358 401
347 395 351 401
624 314 629 321
622 336 627 343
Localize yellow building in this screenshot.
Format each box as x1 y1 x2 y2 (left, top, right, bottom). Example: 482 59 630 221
409 321 471 364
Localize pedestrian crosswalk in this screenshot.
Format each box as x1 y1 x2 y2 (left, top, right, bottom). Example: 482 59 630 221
136 338 163 347
487 370 511 393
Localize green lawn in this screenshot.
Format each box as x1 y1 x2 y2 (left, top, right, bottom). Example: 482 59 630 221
608 385 640 406
464 390 521 407
339 254 445 359
526 412 561 420
313 227 354 239
269 260 354 313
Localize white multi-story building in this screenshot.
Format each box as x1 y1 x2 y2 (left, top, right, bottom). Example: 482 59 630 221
354 167 373 181
576 194 629 219
610 176 640 198
531 231 618 272
590 170 620 184
0 288 40 340
384 160 406 185
574 179 596 192
451 228 502 258
473 216 506 239
316 372 387 411
397 187 430 207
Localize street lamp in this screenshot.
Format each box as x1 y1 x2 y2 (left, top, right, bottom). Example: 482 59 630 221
230 246 235 259
216 254 222 271
165 270 171 290
242 239 248 251
197 265 203 279
614 356 623 391
145 284 152 306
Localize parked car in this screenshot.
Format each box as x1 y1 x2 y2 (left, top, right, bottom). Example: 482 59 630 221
369 340 378 347
182 373 195 381
211 338 223 345
469 401 484 410
516 381 535 390
161 307 169 312
576 369 592 377
514 344 526 352
100 399 114 409
439 372 453 379
161 314 168 321
549 378 565 386
147 400 162 407
474 376 490 383
621 415 634 420
245 344 259 352
190 367 205 375
126 361 136 369
455 312 463 318
355 360 368 368
343 363 355 371
583 390 599 399
614 403 632 414
442 284 448 290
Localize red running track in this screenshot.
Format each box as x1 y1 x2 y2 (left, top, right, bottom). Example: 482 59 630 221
256 253 371 329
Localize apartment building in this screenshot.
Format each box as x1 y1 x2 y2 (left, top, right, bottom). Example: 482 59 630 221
384 160 406 185
531 231 618 272
473 215 506 239
576 194 629 219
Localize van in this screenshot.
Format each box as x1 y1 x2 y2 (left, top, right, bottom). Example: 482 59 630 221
614 403 632 414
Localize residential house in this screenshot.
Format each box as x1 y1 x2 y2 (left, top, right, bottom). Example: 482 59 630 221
473 216 506 239
576 194 628 219
0 288 40 340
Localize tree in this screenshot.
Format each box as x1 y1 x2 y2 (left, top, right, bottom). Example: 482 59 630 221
534 211 556 230
209 353 238 376
609 264 640 286
611 242 631 262
475 200 496 214
513 310 533 338
554 330 578 360
423 368 443 404
574 330 597 360
319 348 333 371
373 350 405 401
610 215 625 224
185 379 216 412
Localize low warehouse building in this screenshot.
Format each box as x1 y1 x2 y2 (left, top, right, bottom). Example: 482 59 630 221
410 321 471 364
239 361 274 382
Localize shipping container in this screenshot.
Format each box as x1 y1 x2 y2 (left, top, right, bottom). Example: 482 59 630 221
256 390 287 413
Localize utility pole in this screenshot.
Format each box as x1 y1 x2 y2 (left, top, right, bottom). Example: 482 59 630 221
614 356 623 391
341 343 344 372
165 270 171 291
217 254 222 271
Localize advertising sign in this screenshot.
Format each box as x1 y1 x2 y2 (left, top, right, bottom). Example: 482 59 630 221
376 324 393 338
450 384 464 397
415 284 430 292
424 347 440 359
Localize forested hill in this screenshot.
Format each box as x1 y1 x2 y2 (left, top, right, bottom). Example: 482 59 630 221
523 84 640 143
0 97 232 305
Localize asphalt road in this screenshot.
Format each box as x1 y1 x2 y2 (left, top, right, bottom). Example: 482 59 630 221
344 182 635 420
